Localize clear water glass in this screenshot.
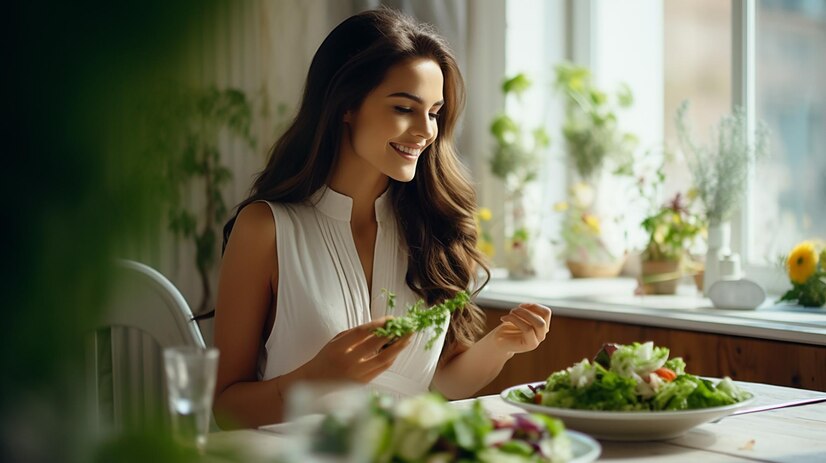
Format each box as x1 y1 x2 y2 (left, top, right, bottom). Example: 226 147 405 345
163 346 219 452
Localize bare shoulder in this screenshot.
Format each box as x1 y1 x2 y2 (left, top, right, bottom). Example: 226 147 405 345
221 201 278 290
216 201 278 317
235 201 275 237
225 202 276 254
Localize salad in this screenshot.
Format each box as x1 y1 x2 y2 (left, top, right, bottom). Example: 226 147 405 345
305 394 573 463
509 342 752 411
374 290 468 350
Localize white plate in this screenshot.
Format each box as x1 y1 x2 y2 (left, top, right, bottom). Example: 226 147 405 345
501 381 756 441
260 415 600 461
565 430 602 463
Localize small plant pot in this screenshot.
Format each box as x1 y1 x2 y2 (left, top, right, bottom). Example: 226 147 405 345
641 260 681 294
566 259 624 279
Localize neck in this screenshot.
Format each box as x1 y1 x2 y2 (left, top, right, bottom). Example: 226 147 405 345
328 141 389 226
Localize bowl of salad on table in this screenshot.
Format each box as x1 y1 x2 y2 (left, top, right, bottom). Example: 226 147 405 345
271 393 601 463
502 342 755 441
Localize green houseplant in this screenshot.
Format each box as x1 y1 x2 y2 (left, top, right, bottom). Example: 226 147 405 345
489 73 551 279
161 87 255 313
639 192 705 294
676 101 769 295
553 62 637 276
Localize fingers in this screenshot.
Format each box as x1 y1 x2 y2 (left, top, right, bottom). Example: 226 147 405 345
335 316 394 345
500 313 538 341
521 303 552 324
355 316 394 332
500 306 548 341
360 334 414 380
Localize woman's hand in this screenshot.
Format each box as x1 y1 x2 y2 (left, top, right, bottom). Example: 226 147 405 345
493 303 552 355
299 316 413 384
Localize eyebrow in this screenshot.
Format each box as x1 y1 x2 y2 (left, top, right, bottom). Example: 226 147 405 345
387 92 444 107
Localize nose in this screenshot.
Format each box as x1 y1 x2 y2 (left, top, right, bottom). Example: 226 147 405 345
410 112 437 140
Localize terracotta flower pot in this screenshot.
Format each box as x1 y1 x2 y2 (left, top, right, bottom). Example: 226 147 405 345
641 260 681 295
566 258 624 278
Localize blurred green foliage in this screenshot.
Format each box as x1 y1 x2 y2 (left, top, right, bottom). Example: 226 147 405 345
554 62 637 180
3 1 239 462
157 87 255 314
489 73 551 190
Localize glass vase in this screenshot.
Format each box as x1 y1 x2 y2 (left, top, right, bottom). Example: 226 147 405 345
504 187 536 280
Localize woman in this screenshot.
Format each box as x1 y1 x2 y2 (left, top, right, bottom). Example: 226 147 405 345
212 8 552 429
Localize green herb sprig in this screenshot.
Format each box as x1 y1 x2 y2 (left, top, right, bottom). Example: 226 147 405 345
374 290 469 350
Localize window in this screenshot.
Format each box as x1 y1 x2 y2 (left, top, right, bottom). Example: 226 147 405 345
579 0 823 292
751 0 826 269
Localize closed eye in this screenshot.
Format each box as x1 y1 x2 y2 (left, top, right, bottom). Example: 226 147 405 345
394 106 439 121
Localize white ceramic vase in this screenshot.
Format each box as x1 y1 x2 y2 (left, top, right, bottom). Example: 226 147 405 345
703 222 731 297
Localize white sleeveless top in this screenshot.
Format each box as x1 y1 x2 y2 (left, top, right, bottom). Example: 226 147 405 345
258 186 448 398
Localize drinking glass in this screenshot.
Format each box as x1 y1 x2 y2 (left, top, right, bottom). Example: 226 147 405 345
163 346 219 452
277 381 374 463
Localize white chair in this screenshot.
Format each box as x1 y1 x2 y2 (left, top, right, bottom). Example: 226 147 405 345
87 259 205 432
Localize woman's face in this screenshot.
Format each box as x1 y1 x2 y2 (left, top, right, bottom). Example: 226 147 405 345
343 57 444 182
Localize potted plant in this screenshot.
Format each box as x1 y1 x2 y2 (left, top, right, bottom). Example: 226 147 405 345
639 192 705 294
554 182 624 277
676 101 769 295
489 73 551 279
158 86 255 314
553 62 637 276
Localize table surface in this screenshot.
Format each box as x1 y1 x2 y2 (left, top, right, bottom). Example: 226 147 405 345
208 381 826 463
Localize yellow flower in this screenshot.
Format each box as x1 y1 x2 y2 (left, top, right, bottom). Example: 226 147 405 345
477 207 493 222
479 240 495 258
553 201 569 212
583 214 601 234
787 241 818 284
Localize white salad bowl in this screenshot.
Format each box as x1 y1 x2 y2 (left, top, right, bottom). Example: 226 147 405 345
501 381 756 441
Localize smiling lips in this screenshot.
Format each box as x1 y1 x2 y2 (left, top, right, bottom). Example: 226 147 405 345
390 142 424 160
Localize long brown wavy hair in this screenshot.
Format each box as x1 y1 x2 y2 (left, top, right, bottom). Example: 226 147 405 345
224 8 489 352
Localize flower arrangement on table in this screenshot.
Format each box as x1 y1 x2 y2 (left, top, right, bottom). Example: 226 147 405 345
779 241 826 308
638 192 706 294
553 62 637 276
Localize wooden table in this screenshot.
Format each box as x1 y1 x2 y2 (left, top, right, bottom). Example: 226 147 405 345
208 381 826 462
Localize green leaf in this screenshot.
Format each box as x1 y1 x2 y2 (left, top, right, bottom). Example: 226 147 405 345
502 73 532 96
617 83 634 107
532 127 551 149
490 115 519 145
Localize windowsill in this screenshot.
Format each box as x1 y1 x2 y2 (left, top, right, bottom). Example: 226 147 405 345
477 275 826 346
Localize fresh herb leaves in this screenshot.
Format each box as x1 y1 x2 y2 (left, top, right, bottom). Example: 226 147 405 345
374 290 469 350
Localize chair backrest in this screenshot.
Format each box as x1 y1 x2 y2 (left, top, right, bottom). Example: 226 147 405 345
88 259 206 433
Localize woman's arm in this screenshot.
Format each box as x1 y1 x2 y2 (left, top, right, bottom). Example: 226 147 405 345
212 203 414 429
212 202 285 429
431 304 552 400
